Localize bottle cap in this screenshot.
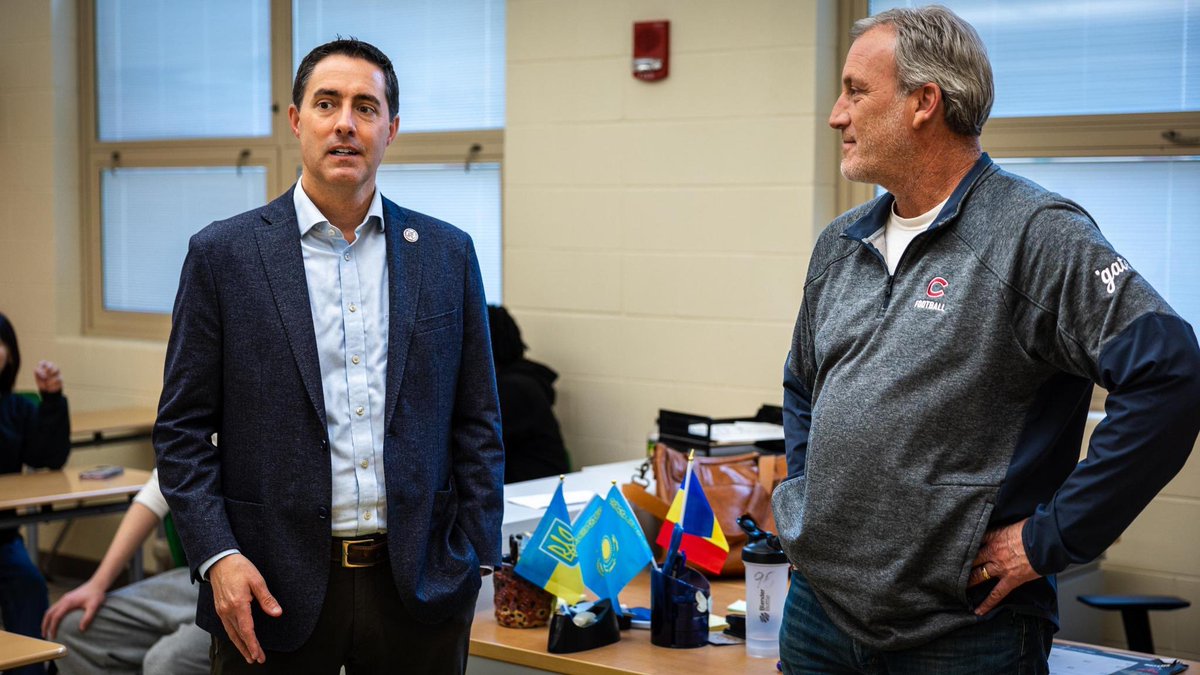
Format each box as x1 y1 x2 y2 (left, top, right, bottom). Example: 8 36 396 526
742 538 788 565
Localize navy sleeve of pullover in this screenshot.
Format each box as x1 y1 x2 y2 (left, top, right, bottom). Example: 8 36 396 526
1010 201 1200 574
1024 313 1200 574
783 356 813 479
784 284 819 480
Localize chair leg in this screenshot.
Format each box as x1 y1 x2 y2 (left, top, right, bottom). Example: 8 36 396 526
1119 608 1154 654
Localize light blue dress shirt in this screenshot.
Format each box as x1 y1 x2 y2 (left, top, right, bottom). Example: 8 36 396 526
293 179 390 537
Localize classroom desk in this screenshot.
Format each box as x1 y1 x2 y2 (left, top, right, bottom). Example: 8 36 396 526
470 573 1199 674
0 467 151 580
70 405 156 448
471 460 1198 674
0 630 66 670
1052 639 1197 672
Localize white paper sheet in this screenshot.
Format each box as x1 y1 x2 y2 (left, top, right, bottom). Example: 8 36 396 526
1049 645 1143 673
687 420 785 443
507 490 594 510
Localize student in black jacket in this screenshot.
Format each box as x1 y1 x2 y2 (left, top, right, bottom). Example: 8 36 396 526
487 306 570 484
0 311 69 674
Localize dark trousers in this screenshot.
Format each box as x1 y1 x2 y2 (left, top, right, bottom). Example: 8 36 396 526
0 535 50 675
780 573 1053 675
211 561 476 675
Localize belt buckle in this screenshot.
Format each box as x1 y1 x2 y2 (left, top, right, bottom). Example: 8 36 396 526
341 537 375 568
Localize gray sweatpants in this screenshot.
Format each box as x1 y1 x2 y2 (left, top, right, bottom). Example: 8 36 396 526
54 567 208 675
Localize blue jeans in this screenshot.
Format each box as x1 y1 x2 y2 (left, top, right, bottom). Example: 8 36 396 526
0 534 50 675
780 573 1052 675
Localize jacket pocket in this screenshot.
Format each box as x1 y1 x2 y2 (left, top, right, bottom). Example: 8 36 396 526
924 483 996 607
413 308 459 336
771 474 807 568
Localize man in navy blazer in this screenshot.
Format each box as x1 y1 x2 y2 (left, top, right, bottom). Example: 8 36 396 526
154 38 503 673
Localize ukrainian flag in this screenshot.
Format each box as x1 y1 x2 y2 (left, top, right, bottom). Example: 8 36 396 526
655 467 729 575
514 479 586 602
575 484 655 606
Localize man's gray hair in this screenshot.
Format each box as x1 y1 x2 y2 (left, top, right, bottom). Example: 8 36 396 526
851 5 993 137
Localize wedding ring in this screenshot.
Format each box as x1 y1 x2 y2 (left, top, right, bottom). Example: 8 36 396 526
980 565 991 581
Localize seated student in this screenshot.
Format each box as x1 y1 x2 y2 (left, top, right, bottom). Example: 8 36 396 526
0 311 69 675
42 468 207 675
487 305 570 483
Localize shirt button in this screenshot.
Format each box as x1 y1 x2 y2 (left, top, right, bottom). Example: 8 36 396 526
360 459 369 469
344 252 351 261
351 355 361 365
349 304 357 313
363 512 372 521
356 406 365 416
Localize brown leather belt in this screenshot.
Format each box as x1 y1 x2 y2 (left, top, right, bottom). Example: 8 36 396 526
331 535 387 568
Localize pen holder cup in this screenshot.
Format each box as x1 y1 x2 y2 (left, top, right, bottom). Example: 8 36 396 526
547 598 621 654
650 566 711 648
493 563 555 629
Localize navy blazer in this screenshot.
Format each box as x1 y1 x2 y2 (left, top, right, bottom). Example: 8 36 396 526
154 186 504 651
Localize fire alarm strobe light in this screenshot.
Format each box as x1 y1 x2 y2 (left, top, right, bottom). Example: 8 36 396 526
633 21 669 81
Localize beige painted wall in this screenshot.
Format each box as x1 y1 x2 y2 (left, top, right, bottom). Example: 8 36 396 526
0 0 1195 658
505 0 840 467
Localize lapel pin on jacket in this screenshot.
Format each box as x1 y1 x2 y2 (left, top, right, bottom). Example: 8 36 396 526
403 228 419 243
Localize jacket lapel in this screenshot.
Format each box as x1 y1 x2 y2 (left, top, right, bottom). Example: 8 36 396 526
254 187 327 429
383 198 423 430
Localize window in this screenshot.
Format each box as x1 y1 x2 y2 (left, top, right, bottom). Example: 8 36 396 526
843 0 1200 332
83 0 505 338
991 157 1200 329
94 1 272 141
292 0 504 133
101 167 268 313
375 163 504 302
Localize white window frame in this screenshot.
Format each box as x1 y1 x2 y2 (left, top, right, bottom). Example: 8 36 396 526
80 0 503 339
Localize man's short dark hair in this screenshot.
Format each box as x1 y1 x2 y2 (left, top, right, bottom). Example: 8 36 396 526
292 38 400 120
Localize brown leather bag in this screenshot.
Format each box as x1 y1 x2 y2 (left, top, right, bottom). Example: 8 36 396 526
622 442 788 577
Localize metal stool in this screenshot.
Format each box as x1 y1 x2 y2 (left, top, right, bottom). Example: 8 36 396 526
1077 594 1190 654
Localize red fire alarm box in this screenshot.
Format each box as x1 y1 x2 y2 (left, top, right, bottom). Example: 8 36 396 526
633 21 669 81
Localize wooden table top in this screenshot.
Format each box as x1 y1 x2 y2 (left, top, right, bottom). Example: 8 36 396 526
0 630 66 670
70 405 156 441
0 467 151 510
471 574 779 675
471 576 1200 674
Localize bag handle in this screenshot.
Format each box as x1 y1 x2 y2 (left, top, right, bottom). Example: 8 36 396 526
757 454 777 492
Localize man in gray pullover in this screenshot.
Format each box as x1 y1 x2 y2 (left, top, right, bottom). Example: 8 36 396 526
774 6 1200 673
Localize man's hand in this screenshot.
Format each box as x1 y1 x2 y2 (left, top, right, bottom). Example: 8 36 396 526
209 554 283 664
42 580 105 639
33 360 62 394
969 517 1041 615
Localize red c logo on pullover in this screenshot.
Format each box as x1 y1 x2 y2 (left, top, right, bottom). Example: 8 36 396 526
926 277 948 298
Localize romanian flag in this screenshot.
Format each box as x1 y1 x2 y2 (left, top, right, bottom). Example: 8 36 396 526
514 479 586 603
655 460 729 575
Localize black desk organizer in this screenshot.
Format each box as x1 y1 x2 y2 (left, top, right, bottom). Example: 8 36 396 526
656 405 784 457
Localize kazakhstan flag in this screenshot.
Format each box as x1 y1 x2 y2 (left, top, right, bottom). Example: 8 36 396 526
575 484 655 607
513 480 586 603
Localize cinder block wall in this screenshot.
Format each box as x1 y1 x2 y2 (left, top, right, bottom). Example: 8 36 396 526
505 0 840 466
